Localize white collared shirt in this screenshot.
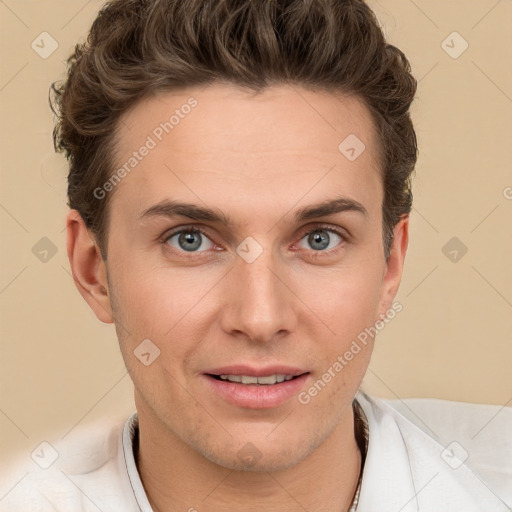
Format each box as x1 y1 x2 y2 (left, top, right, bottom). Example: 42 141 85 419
1 391 510 511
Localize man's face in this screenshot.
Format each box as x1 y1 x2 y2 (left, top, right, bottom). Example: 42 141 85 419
86 83 406 471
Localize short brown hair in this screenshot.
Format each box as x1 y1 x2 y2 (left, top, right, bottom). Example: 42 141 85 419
51 0 417 260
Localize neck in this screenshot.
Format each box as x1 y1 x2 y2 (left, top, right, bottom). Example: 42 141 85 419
135 401 363 512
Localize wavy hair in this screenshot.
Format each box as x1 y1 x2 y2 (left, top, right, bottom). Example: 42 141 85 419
51 0 417 260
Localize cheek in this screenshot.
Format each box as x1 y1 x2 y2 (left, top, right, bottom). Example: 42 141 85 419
108 264 220 377
110 262 210 335
294 260 384 340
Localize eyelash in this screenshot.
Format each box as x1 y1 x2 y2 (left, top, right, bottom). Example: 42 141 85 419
161 224 347 260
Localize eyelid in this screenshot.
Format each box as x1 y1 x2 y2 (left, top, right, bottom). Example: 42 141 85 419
161 223 348 256
297 223 349 241
161 225 217 250
292 223 347 256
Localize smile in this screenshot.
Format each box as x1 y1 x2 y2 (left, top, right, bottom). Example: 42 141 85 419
215 374 296 385
203 372 311 409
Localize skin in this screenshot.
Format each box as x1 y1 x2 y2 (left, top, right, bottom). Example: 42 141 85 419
66 83 408 512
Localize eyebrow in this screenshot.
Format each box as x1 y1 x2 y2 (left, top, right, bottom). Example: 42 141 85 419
139 196 368 227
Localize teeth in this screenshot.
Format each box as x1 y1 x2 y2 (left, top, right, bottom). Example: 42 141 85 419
224 374 242 383
256 375 277 385
218 374 295 385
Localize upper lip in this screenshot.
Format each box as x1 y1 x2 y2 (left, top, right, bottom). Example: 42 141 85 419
204 365 309 377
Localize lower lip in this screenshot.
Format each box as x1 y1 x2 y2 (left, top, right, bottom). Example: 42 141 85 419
202 373 310 409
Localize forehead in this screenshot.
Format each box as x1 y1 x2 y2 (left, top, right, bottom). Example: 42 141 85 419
117 83 379 157
110 83 383 224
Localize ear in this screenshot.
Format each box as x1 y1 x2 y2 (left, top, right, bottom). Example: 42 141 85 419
377 214 409 320
66 209 114 324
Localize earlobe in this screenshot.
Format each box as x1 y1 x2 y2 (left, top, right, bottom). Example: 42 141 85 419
66 209 114 324
377 214 409 319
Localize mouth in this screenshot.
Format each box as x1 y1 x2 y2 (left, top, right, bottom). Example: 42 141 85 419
202 369 311 409
206 373 307 385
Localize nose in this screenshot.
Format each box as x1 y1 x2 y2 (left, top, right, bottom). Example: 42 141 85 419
219 242 297 344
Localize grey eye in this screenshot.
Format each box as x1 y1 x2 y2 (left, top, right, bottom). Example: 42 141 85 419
166 230 214 252
298 229 342 252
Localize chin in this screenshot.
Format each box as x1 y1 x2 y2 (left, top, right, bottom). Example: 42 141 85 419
198 435 316 473
210 452 304 473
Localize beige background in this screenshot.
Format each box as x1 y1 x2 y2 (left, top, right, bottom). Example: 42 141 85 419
0 0 511 464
